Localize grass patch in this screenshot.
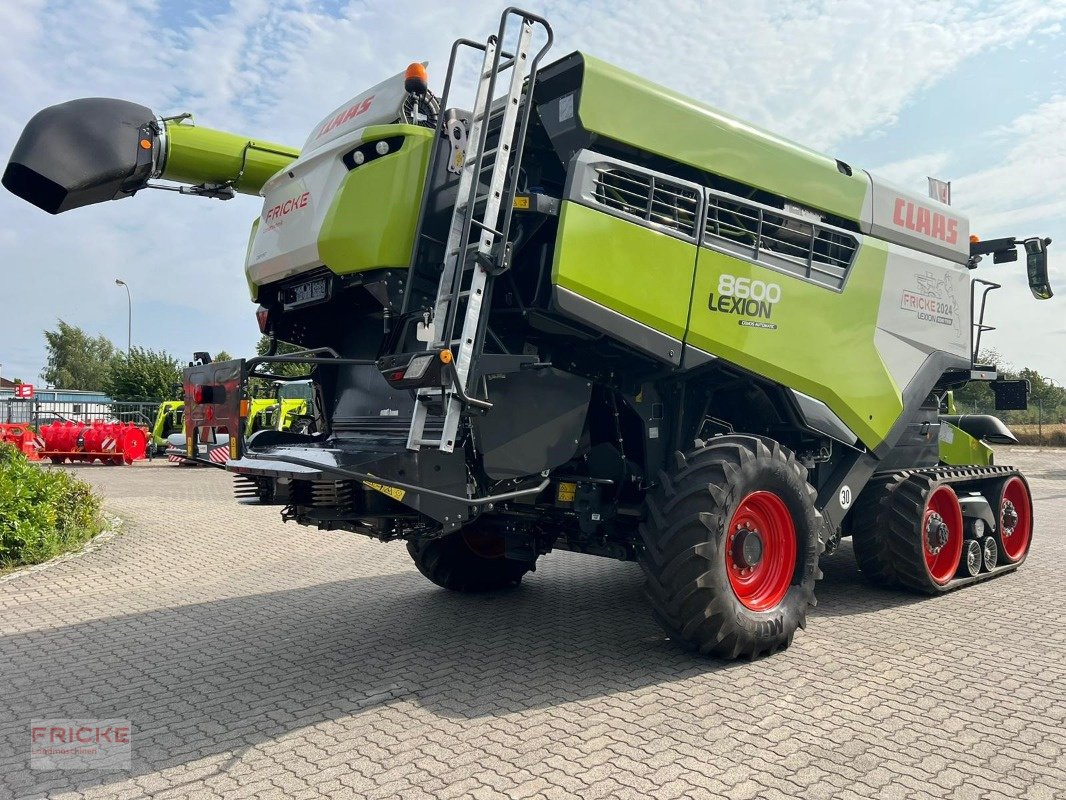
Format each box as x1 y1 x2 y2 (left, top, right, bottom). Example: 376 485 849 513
0 443 105 570
1009 424 1066 447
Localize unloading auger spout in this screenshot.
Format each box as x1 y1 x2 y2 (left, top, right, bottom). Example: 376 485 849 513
2 97 298 214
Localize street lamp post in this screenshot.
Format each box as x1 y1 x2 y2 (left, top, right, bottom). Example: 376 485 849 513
115 279 131 354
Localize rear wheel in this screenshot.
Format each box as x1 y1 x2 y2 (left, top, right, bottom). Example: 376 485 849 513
638 435 823 660
407 521 536 593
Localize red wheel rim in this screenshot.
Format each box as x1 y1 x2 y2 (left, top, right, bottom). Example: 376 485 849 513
922 486 963 585
463 529 506 559
999 476 1031 562
725 491 797 611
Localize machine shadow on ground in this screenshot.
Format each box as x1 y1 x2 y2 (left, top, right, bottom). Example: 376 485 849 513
0 536 938 797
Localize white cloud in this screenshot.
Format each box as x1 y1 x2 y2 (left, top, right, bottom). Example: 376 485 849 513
954 95 1066 233
866 152 952 189
0 0 1064 385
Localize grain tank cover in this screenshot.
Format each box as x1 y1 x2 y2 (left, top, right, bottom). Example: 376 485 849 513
3 98 155 214
301 70 412 156
247 70 431 289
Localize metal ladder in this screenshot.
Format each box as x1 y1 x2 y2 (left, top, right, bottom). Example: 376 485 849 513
406 9 552 453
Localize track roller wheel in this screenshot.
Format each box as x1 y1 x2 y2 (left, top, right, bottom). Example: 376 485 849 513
407 520 536 593
960 539 982 577
989 475 1033 564
638 435 823 660
981 536 998 572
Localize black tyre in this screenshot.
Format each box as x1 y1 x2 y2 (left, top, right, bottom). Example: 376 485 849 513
407 522 535 593
638 435 823 660
851 477 904 588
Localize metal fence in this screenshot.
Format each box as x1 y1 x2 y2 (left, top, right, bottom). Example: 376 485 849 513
0 398 162 429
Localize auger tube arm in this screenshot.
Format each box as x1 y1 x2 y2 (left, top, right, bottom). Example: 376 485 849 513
2 97 298 214
161 121 299 195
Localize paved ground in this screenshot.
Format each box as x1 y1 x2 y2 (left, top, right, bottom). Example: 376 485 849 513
0 448 1064 800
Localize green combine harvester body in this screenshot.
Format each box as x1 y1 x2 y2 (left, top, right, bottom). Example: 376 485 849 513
4 8 1052 659
150 400 185 455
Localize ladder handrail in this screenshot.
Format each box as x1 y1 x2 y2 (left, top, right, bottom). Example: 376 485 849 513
468 10 554 369
440 33 504 346
406 8 552 453
401 36 490 317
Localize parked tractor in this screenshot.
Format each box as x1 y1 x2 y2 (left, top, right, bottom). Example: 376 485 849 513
5 9 1052 658
150 400 184 456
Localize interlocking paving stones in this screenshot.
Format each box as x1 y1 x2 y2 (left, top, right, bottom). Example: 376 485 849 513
1 447 1063 799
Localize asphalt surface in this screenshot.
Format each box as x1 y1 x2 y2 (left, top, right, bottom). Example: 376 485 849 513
0 448 1063 799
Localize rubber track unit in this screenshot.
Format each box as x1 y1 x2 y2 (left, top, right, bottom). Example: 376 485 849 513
637 435 824 660
852 465 1025 594
407 529 535 592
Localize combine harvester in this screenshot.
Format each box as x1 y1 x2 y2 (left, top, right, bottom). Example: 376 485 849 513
4 9 1054 657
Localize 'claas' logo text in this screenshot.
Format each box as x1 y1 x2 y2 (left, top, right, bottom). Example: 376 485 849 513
892 198 958 245
316 96 374 139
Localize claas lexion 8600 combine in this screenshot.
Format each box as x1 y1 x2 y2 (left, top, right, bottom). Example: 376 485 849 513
5 9 1055 658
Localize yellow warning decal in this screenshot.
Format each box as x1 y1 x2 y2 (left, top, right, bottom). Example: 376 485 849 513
513 195 530 210
363 480 406 502
556 481 577 503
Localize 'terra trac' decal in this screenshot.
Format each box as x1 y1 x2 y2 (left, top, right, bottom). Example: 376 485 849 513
892 198 959 244
316 96 375 139
708 274 781 330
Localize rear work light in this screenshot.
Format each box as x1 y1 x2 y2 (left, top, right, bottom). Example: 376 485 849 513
404 354 434 382
376 350 449 389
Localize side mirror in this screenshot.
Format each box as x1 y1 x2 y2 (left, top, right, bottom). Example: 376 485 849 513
1023 237 1053 299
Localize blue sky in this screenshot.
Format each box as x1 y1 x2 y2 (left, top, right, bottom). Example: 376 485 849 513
1 0 1064 384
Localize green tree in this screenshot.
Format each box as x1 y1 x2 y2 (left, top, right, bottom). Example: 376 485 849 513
104 347 183 401
952 348 1066 424
214 350 233 363
255 336 310 377
41 320 116 391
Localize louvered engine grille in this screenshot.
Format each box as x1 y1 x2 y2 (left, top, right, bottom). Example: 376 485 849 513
592 168 700 239
703 193 858 290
